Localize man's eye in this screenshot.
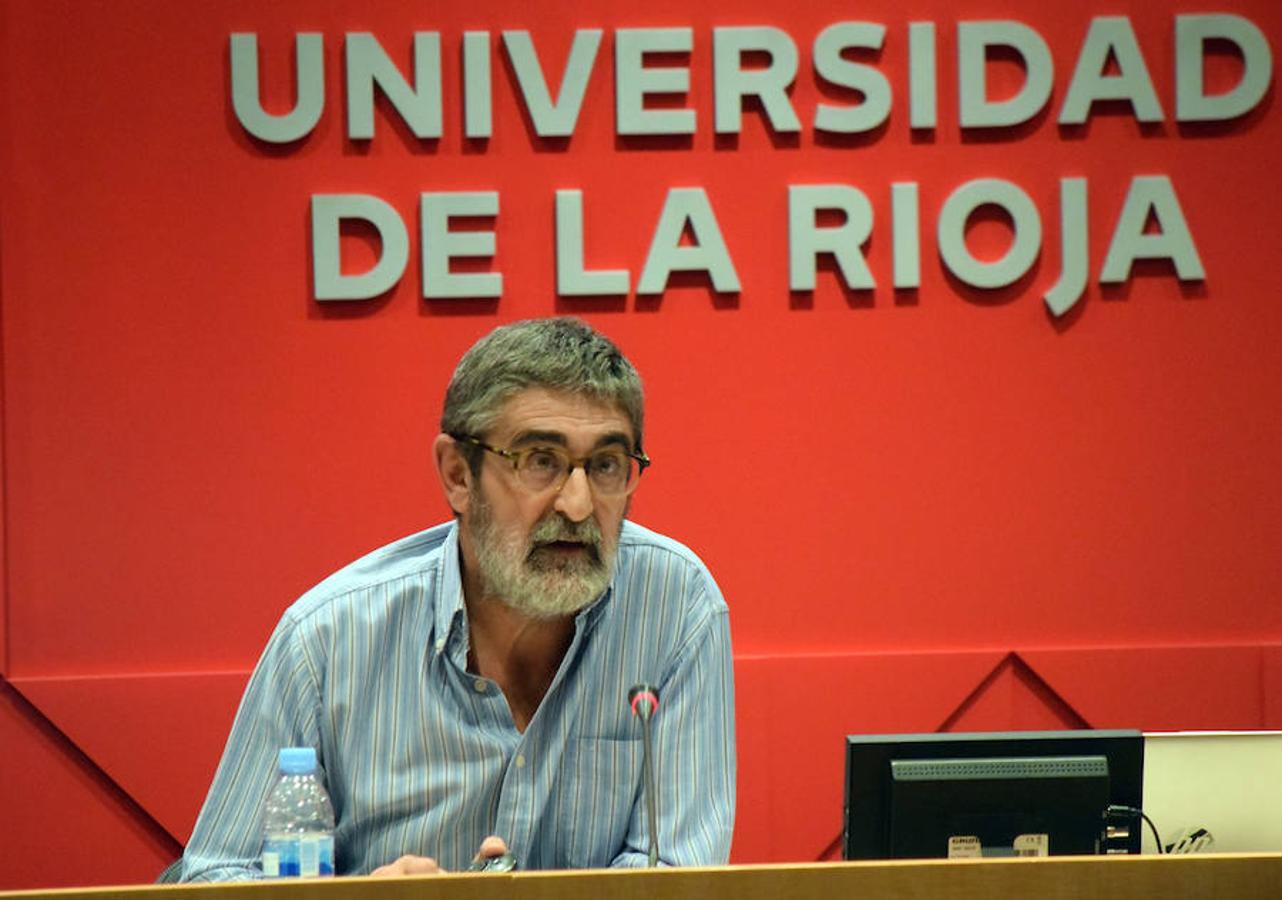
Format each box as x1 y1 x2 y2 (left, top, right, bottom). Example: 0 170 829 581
524 449 563 472
590 453 625 476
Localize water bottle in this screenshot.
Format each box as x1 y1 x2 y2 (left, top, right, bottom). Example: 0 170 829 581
261 747 335 878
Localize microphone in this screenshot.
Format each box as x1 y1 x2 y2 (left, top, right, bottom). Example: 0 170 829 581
628 684 660 867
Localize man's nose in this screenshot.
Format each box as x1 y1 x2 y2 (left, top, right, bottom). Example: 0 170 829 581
553 465 594 522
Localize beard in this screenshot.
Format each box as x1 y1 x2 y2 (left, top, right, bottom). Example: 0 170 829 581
466 489 622 619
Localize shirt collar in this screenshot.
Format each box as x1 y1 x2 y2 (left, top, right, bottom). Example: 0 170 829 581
432 520 468 658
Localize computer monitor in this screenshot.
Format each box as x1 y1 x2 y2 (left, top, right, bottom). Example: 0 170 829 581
844 729 1144 860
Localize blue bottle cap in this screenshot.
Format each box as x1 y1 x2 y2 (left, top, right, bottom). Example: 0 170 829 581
278 747 318 775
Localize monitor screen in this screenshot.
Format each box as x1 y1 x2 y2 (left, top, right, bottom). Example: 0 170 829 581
844 730 1144 860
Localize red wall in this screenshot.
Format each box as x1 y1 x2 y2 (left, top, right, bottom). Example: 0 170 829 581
2 0 1281 888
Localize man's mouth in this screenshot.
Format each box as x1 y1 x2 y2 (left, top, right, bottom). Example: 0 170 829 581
529 539 601 567
536 539 592 555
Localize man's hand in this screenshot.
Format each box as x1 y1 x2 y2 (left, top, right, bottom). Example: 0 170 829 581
369 836 510 877
471 835 510 866
370 855 444 877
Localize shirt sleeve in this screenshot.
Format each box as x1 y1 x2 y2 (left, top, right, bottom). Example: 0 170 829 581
611 572 736 867
180 612 324 882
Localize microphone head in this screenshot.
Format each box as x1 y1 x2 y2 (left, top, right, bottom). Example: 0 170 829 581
628 684 659 720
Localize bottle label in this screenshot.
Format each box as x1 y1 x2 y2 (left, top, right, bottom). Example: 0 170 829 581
299 834 335 877
262 835 333 878
262 836 299 877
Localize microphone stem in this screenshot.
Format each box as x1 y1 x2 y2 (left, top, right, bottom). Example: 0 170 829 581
640 714 659 867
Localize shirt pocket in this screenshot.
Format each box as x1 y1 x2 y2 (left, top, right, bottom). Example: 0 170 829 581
553 736 642 868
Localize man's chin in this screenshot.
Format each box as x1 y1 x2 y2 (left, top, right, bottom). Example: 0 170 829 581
501 569 611 619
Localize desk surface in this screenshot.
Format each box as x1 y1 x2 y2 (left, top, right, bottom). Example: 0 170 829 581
3 855 1281 900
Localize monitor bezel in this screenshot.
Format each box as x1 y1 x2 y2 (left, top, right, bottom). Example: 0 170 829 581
843 729 1145 860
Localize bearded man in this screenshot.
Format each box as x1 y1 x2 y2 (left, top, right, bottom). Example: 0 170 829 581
181 318 735 880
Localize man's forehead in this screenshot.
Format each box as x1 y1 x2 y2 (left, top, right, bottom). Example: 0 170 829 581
491 387 633 442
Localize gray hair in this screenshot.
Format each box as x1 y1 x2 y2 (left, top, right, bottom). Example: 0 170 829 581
441 318 645 466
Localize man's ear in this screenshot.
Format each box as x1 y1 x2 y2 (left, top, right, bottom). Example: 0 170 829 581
433 433 473 516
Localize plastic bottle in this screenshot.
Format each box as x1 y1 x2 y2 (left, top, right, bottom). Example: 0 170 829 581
261 747 336 878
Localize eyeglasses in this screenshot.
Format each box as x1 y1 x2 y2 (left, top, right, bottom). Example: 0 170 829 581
451 434 650 496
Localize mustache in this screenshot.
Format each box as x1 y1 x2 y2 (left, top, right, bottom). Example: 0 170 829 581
527 515 604 562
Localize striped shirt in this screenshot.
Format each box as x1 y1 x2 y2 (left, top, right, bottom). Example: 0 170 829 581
181 519 735 879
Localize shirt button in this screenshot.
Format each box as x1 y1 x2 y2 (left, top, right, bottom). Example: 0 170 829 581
515 754 526 768
473 679 488 693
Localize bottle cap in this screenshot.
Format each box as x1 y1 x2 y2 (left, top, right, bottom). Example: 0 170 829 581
278 747 318 775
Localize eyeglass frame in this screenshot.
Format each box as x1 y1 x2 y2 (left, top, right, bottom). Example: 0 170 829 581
449 432 652 494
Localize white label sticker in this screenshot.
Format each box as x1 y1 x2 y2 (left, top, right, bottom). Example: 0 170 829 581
1014 833 1049 857
947 835 983 858
299 836 320 877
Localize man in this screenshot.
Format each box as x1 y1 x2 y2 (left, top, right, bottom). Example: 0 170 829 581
181 317 735 879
